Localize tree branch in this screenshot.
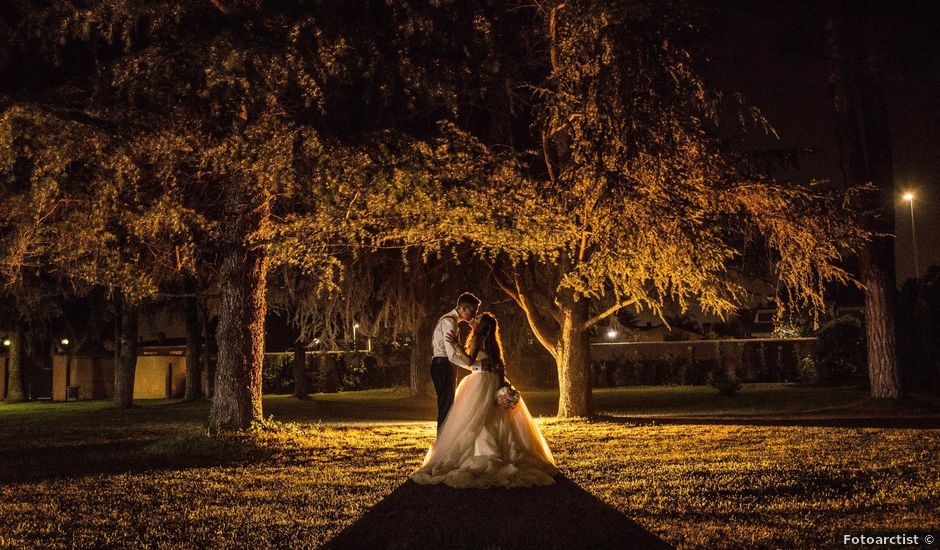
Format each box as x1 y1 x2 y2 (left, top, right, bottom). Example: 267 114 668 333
491 263 558 358
542 132 558 185
513 271 559 357
523 262 562 322
491 267 521 304
582 297 638 331
549 3 566 72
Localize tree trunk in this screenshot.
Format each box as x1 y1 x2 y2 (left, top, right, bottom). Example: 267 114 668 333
292 338 309 399
319 354 340 393
826 11 902 399
409 314 434 398
555 295 593 417
860 247 901 397
202 303 214 398
184 295 202 400
859 22 901 399
27 330 53 401
113 300 139 409
4 320 26 402
114 295 121 389
209 183 269 432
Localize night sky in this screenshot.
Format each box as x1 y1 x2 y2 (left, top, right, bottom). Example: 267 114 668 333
705 0 939 283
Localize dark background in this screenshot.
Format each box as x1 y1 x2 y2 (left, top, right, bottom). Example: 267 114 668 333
704 0 939 284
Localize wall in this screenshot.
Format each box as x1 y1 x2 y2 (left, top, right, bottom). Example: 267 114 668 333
133 356 186 399
51 354 185 400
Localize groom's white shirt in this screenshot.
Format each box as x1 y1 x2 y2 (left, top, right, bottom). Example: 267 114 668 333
432 309 482 371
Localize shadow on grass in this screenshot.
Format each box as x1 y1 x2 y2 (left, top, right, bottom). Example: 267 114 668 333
0 433 275 484
595 414 940 429
325 475 669 550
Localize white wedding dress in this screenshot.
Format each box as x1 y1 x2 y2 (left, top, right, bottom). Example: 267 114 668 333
411 351 558 489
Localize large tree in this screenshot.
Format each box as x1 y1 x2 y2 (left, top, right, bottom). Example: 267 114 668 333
2 1 419 425
384 1 863 417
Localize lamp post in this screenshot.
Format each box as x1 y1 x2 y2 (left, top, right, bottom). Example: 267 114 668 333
61 338 72 401
903 192 920 279
352 323 359 351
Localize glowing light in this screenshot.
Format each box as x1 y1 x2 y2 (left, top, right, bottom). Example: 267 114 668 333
606 329 618 339
61 338 70 346
903 192 914 201
2 339 10 347
353 324 359 329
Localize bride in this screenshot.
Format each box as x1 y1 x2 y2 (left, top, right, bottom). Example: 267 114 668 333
411 313 558 489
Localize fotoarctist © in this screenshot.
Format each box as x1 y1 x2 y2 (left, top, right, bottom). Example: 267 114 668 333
841 533 935 546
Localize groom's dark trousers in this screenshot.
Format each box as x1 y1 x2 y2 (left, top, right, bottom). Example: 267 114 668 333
431 356 456 432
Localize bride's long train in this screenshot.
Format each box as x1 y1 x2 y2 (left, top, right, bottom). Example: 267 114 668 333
411 371 557 489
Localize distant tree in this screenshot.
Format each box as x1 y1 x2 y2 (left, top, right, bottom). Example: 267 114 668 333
0 100 210 408
2 1 401 426
183 289 203 401
825 5 902 398
2 315 26 402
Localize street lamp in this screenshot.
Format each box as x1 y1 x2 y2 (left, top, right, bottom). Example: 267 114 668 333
903 192 920 279
2 339 10 347
606 329 618 340
60 338 73 398
352 323 359 350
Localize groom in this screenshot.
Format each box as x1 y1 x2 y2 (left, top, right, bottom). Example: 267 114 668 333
430 292 481 432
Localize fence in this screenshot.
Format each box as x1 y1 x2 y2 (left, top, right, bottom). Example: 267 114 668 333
589 337 817 386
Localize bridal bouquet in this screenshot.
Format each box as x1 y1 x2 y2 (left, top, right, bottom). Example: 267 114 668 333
495 385 520 410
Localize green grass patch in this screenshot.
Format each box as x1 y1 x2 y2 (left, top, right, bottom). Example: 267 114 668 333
0 384 938 548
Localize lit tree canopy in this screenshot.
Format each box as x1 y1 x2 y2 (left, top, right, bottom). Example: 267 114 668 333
0 0 414 424
374 1 866 416
1 0 867 420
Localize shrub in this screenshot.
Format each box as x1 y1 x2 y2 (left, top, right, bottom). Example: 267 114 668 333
340 356 367 391
798 353 819 386
591 361 609 387
612 360 632 386
707 363 742 395
262 353 294 394
690 358 718 385
811 315 865 385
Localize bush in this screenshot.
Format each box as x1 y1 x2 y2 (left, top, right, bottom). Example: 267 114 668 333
262 353 294 394
339 356 366 391
611 360 633 386
798 353 819 386
707 364 742 395
592 361 611 387
810 315 866 385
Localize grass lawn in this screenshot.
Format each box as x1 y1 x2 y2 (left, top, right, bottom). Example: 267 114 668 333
1 384 938 548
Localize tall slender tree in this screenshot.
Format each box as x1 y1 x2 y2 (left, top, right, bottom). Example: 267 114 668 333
825 6 902 399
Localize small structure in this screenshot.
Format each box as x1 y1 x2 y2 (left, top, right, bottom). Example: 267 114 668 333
50 342 189 401
52 342 113 400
